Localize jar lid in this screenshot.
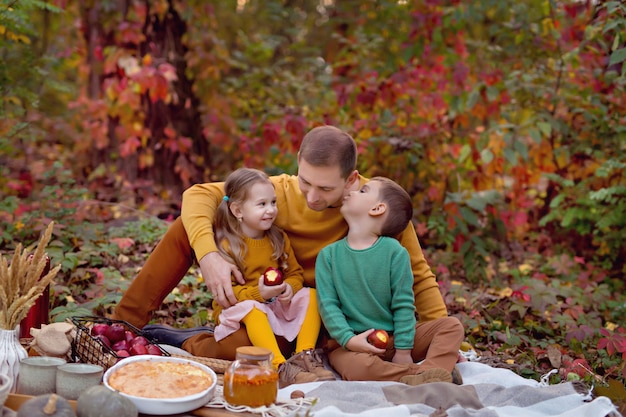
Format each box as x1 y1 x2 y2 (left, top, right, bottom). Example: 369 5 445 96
236 346 272 359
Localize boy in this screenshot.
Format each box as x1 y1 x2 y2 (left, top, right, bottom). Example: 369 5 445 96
316 177 453 384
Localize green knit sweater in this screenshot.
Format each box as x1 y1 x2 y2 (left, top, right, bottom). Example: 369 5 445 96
315 236 417 349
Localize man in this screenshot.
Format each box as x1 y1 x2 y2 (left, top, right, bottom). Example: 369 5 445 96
112 125 464 382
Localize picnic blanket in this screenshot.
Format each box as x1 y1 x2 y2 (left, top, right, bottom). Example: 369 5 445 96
277 361 623 417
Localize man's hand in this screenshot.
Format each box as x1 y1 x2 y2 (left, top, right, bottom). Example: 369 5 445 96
345 329 386 355
199 252 244 308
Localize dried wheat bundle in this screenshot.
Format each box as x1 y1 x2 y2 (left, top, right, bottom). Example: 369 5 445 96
0 222 61 330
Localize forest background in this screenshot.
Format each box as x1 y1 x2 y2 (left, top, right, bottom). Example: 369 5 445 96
1 0 625 409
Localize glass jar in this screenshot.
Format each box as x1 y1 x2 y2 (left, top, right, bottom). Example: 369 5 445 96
223 346 278 407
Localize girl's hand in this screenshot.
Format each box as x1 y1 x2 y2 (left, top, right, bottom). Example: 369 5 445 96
345 329 386 355
277 284 293 303
258 276 288 301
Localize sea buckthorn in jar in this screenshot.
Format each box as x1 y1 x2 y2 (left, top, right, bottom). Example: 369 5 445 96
223 346 278 407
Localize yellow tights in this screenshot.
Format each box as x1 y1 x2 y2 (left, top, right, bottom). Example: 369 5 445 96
242 289 320 369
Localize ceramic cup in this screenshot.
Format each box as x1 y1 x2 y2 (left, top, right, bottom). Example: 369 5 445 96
55 363 103 400
16 356 66 396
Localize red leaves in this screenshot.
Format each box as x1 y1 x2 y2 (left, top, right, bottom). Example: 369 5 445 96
598 328 626 359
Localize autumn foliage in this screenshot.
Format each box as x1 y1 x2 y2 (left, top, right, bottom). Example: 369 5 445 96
1 0 625 397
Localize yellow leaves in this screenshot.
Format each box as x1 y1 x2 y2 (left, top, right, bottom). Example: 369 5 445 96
4 96 22 106
605 322 618 332
518 263 533 275
498 287 513 298
460 341 474 352
0 25 31 44
357 128 373 140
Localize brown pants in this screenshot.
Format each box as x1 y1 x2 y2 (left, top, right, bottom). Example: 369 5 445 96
327 317 464 381
113 217 464 369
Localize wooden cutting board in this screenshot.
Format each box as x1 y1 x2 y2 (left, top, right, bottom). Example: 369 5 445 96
5 393 255 417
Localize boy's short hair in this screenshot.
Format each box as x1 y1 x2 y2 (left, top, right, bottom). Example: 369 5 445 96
298 125 357 179
371 177 413 237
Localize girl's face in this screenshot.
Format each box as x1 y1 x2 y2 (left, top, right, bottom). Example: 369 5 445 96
233 181 278 239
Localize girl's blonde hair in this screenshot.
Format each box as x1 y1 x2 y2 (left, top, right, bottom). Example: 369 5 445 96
213 168 287 273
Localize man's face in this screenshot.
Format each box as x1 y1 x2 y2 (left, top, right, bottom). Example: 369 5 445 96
297 159 353 211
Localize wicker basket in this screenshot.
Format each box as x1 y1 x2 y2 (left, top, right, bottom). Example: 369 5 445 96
70 316 170 371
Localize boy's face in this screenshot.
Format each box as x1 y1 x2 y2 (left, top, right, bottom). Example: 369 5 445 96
340 181 383 219
297 159 357 211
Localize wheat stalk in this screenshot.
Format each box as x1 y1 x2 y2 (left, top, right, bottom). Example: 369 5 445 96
0 222 61 330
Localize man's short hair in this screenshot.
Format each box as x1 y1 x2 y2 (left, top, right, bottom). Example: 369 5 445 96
298 125 357 179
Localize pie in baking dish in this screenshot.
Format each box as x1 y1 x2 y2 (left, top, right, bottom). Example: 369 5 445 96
108 360 213 398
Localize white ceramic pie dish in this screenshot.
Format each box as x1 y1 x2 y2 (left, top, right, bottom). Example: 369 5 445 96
102 355 217 415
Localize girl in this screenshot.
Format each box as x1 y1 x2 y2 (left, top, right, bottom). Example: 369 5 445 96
212 168 334 387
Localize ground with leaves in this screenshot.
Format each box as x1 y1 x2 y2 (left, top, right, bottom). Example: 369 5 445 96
24 212 620 414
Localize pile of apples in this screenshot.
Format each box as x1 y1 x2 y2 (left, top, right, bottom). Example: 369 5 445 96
90 322 162 358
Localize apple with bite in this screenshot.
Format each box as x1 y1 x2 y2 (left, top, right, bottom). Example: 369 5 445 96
367 329 390 349
263 267 284 286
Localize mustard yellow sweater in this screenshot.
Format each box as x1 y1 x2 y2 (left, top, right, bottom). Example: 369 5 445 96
182 173 448 322
212 233 304 323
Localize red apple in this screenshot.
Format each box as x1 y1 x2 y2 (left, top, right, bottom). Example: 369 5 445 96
90 323 109 337
263 267 284 286
125 330 136 343
104 323 126 343
146 344 163 356
130 344 148 356
116 349 130 359
93 334 111 349
367 329 390 349
112 339 129 352
130 336 149 347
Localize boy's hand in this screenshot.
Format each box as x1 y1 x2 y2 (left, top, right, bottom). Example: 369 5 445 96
392 349 413 364
346 329 386 354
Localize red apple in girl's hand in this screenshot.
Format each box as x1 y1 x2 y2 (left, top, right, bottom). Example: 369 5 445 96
367 329 390 349
263 267 284 286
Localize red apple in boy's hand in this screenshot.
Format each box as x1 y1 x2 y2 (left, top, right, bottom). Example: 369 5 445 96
263 267 284 286
367 329 390 349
